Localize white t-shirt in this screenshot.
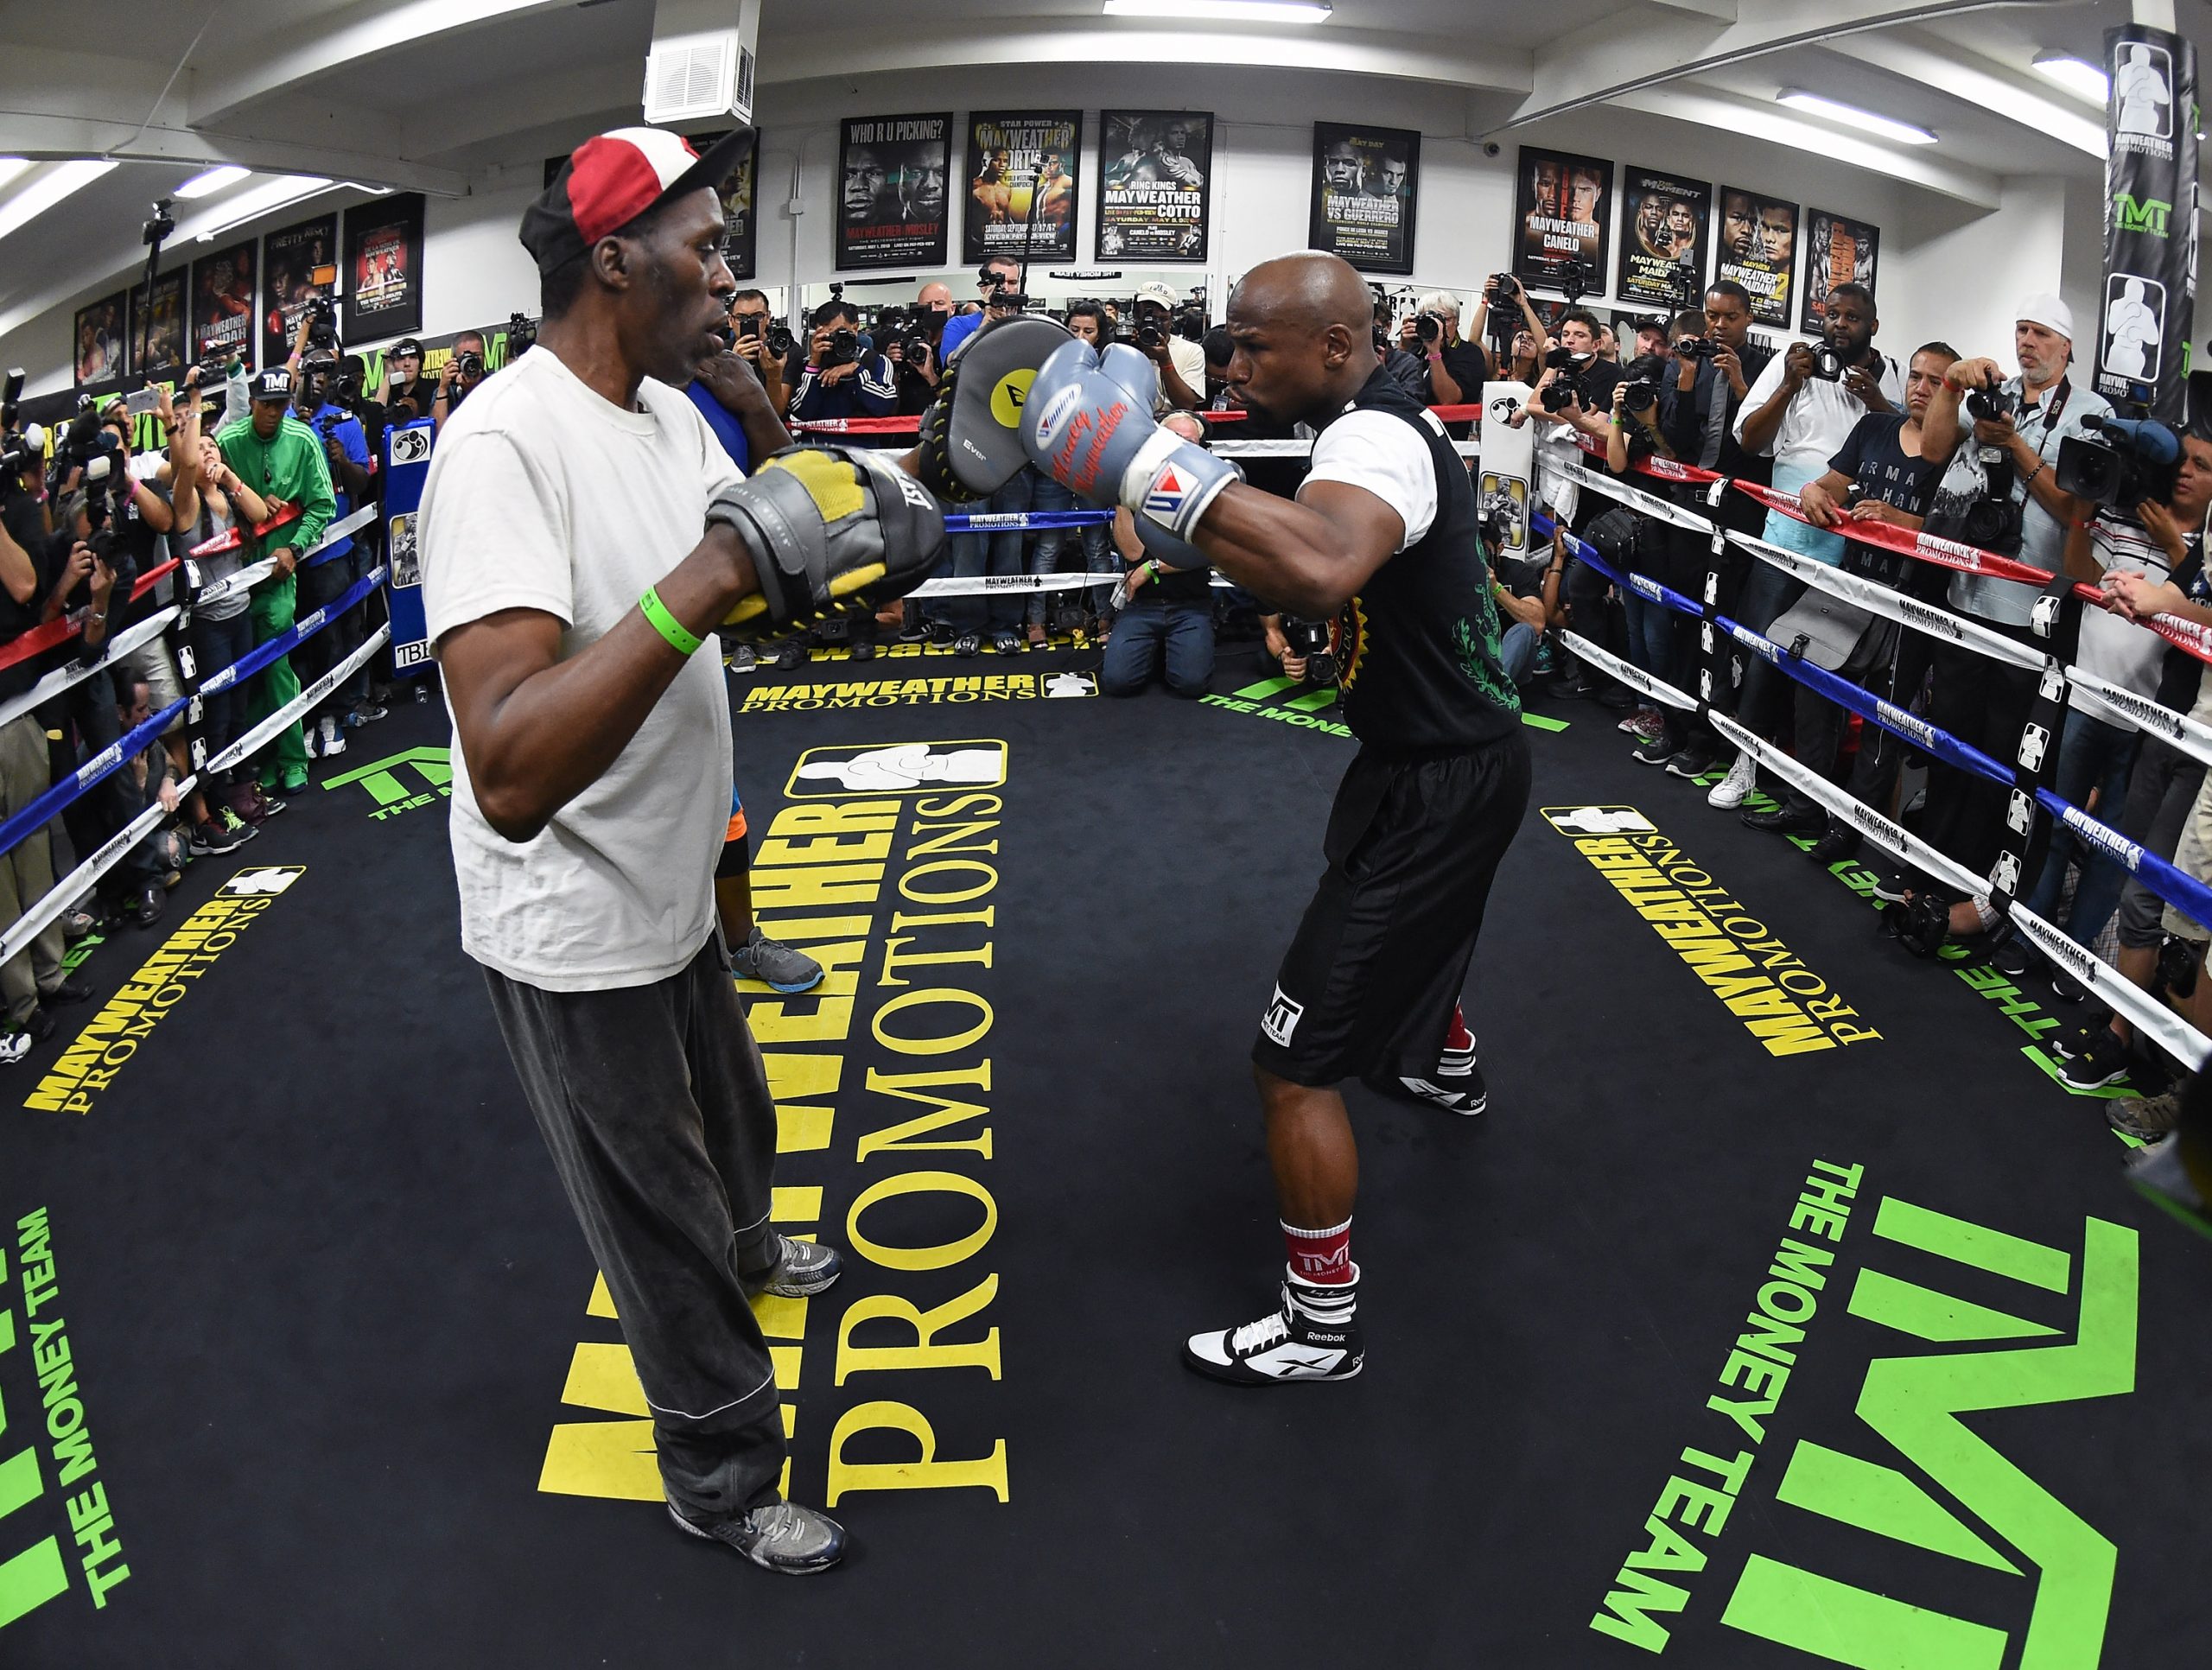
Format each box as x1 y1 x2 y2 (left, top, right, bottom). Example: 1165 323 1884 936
419 346 741 992
2070 517 2174 727
1733 348 1906 480
1160 337 1207 417
1300 407 1439 549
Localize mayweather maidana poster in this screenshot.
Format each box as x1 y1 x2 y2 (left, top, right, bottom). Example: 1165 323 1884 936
963 111 1080 265
1097 110 1211 263
838 114 952 270
1308 122 1420 276
1617 168 1709 310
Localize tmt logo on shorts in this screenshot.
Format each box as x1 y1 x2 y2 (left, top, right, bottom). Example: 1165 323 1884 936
1262 985 1305 1046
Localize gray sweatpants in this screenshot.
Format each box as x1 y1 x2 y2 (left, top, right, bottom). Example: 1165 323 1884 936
481 932 787 1517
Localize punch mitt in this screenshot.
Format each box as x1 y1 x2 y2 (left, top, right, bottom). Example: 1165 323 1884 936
709 446 946 637
1024 339 1236 542
914 314 1075 502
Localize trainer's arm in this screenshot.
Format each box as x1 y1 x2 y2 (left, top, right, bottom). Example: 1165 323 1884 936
1185 480 1401 618
439 526 760 843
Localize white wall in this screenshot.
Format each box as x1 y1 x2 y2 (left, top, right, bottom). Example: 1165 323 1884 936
0 60 2133 394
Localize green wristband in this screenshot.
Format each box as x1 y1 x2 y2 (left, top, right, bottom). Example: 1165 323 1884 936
639 586 702 657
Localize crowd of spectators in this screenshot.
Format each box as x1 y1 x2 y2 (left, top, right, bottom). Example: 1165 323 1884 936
0 314 404 1063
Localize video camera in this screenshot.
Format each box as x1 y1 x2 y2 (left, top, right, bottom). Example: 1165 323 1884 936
301 294 338 352
506 311 537 359
1955 374 2024 549
2057 409 2181 514
0 371 42 505
1538 345 1593 413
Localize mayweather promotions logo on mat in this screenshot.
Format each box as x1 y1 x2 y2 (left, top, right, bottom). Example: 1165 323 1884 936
1589 1159 2138 1665
0 1206 133 1631
321 746 452 822
739 671 1094 709
1542 807 1876 1057
541 741 1012 1512
24 867 306 1114
1201 675 1568 741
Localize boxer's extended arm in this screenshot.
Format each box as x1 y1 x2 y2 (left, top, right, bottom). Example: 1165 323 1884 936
1187 483 1400 617
440 525 760 843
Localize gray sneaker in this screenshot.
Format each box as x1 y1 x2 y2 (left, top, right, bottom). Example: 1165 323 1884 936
667 1495 848 1574
2109 1089 2183 1141
2126 1134 2212 1241
744 1234 842 1299
733 926 823 994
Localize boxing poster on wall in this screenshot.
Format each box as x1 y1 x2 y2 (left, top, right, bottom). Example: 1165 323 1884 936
1513 148 1610 295
344 194 424 342
963 111 1080 265
1097 110 1212 263
1616 169 1709 310
1308 122 1420 276
72 291 127 389
262 213 339 369
2095 22 2197 421
837 114 951 270
1801 209 1879 333
130 270 186 380
1716 187 1797 327
188 241 257 365
683 127 761 280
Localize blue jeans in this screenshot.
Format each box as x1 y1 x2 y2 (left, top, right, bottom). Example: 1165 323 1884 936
1621 588 1672 682
2023 708 2141 944
1732 560 1806 740
950 469 1034 632
1499 621 1538 687
1102 597 1214 696
1027 478 1116 626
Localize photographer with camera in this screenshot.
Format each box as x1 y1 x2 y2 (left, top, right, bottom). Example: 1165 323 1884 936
1102 413 1217 696
724 290 791 422
217 367 337 805
2053 418 2212 1111
1396 292 1489 412
1714 283 1903 807
432 331 491 432
938 257 1023 364
381 337 434 423
1891 295 2109 954
289 353 372 759
1472 272 1548 382
785 297 897 425
1126 281 1205 414
886 283 952 416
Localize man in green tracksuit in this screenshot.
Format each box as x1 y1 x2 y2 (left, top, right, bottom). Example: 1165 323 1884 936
216 367 334 799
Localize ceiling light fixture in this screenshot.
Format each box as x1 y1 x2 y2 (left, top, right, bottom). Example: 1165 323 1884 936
193 175 333 241
0 158 29 194
1103 0 1332 22
1776 90 1936 146
0 159 120 245
175 164 251 200
2031 52 2109 105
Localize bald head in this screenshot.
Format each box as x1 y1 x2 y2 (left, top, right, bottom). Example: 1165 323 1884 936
1232 252 1373 339
1222 251 1378 425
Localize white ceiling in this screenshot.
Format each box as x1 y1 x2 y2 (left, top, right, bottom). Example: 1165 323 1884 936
0 0 2192 339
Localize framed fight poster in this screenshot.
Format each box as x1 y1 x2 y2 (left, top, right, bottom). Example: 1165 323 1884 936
837 114 952 270
1801 208 1879 332
1097 110 1212 263
343 193 426 342
1513 148 1611 296
1309 122 1420 276
1716 187 1798 327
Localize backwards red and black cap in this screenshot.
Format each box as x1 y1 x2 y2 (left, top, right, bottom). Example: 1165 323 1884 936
519 126 752 276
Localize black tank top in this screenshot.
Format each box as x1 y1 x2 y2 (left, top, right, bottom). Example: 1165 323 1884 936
1321 366 1522 752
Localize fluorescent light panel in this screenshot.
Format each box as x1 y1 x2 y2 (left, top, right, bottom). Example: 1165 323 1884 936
1776 90 1936 146
0 158 28 193
175 164 251 200
2032 52 2108 105
194 174 332 240
1103 0 1332 22
0 159 120 244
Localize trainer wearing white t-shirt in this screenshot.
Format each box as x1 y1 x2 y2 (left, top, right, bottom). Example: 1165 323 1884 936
420 128 941 1578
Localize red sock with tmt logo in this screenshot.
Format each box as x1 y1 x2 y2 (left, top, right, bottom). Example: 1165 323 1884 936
1282 1218 1354 1285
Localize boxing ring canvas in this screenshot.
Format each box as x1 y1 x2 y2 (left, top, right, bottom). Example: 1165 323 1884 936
3 639 2206 1666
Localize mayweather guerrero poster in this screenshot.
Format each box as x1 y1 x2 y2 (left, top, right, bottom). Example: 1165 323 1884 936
1309 122 1420 276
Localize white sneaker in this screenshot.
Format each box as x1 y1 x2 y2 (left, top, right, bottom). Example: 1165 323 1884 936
1707 752 1757 810
1183 1266 1363 1386
319 715 346 757
302 724 318 760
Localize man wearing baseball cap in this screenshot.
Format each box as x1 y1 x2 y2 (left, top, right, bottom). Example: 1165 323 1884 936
380 337 432 423
215 365 335 808
1897 291 2110 954
1129 279 1205 413
420 126 946 1577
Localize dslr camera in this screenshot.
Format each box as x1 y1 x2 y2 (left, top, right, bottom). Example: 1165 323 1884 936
821 327 861 369
506 311 537 359
1956 377 2024 549
1485 272 1521 303
453 349 486 378
1538 345 1592 413
2057 408 2181 514
1416 312 1445 346
1282 617 1338 686
301 294 338 352
1618 352 1668 416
